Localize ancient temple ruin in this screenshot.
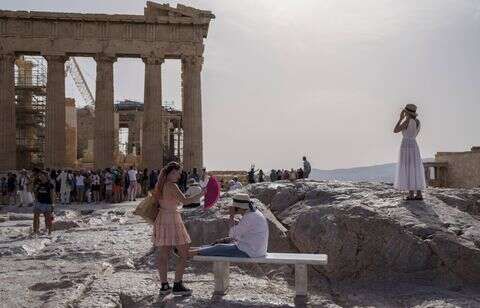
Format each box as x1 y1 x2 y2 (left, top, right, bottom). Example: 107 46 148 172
76 100 183 169
425 146 480 188
0 1 214 172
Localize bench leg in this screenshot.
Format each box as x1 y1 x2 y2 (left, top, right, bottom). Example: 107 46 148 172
213 261 230 295
295 264 308 297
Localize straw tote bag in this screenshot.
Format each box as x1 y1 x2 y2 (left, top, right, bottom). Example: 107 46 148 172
133 193 159 224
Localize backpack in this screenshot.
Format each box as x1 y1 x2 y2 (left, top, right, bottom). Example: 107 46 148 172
67 174 74 187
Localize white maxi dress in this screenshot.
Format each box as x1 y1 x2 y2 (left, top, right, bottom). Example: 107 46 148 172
394 118 426 191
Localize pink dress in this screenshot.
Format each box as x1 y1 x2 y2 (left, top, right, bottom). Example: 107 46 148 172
152 192 191 247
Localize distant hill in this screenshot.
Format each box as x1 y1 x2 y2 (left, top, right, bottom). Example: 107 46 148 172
310 159 433 183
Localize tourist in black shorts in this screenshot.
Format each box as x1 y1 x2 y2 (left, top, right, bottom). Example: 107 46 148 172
33 172 54 235
0 177 7 205
7 173 17 205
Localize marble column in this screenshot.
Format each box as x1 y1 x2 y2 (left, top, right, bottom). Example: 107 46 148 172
0 53 16 171
94 55 116 169
181 55 203 172
142 56 164 170
44 55 68 169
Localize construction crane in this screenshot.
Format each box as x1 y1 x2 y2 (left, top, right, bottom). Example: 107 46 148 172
65 57 95 106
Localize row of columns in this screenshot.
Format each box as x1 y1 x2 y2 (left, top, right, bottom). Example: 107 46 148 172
0 52 204 172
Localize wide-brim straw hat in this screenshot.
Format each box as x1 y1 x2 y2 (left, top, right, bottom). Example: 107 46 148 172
232 193 252 210
404 104 418 117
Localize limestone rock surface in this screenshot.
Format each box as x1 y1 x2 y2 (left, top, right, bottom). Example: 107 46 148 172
247 181 480 285
1 181 480 307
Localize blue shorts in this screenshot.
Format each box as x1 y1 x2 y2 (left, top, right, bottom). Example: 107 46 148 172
33 202 53 214
198 243 249 258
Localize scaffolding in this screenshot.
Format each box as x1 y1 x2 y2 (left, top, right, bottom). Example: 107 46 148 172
65 58 95 106
15 56 47 169
171 127 183 163
113 99 184 165
13 56 185 169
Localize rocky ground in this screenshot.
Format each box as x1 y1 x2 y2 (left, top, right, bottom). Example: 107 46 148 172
1 180 480 307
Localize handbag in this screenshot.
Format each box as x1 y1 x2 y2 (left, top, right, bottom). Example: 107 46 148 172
26 192 34 204
133 193 159 224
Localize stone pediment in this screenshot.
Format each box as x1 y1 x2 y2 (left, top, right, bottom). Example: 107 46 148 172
0 2 214 27
144 1 215 22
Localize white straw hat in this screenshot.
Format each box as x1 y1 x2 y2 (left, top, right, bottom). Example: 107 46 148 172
232 193 252 210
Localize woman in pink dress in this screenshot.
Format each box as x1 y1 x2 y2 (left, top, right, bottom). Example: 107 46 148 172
153 162 204 296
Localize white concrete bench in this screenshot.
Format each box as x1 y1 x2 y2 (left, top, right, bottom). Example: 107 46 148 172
193 253 328 297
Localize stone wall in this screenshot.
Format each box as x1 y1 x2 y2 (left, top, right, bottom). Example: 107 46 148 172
436 147 480 188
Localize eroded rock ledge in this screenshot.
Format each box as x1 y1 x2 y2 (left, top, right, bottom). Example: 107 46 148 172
245 180 480 285
1 180 480 307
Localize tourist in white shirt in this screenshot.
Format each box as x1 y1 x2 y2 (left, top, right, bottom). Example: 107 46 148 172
189 193 269 258
199 168 209 188
18 170 34 207
104 169 113 203
91 172 101 203
228 179 235 190
229 177 243 191
127 166 138 201
184 179 202 208
75 173 85 203
57 170 73 204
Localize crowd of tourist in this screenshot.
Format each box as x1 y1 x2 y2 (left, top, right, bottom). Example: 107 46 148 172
0 157 312 205
241 156 312 187
0 166 209 207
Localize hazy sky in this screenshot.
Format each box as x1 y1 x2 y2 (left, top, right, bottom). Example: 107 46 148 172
4 0 480 170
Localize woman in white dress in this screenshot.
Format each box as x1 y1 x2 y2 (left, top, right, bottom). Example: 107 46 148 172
393 104 426 200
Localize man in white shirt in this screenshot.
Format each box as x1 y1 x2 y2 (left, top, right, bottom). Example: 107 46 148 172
75 173 85 203
18 170 33 207
184 179 202 208
57 170 73 204
91 172 100 203
127 166 138 201
104 168 113 203
199 168 209 188
189 193 269 258
228 179 235 190
229 177 243 191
